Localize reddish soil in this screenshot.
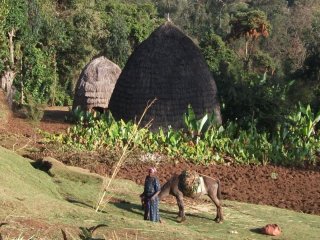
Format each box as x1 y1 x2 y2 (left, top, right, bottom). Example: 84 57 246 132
81 160 320 215
0 99 319 216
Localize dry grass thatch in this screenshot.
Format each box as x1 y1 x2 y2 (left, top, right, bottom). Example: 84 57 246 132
109 21 222 130
72 56 121 111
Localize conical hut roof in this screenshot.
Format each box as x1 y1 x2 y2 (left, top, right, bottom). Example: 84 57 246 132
109 22 221 129
72 56 121 111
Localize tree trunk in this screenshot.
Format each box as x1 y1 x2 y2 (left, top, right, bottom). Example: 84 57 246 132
20 56 25 104
0 70 16 109
245 39 249 59
0 70 15 92
7 85 16 109
0 29 17 108
21 80 24 104
244 39 249 71
8 28 15 67
219 3 225 29
51 53 57 106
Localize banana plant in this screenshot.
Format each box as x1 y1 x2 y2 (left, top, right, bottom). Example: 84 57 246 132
183 105 216 140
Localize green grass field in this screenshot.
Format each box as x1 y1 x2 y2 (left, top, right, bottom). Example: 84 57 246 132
0 146 319 239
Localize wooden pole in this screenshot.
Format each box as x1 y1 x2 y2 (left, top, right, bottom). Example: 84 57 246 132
95 99 157 212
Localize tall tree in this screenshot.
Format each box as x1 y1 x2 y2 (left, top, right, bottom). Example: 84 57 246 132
0 0 9 76
0 0 28 101
102 1 161 67
228 9 271 58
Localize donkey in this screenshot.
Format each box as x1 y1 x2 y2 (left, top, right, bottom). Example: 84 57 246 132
158 172 223 223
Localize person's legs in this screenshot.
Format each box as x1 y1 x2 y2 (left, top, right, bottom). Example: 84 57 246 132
149 198 160 222
144 199 150 220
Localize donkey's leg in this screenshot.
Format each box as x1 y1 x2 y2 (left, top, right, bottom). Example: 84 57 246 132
208 193 223 222
173 191 186 222
207 183 223 223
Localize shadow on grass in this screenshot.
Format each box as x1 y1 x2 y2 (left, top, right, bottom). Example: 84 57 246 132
0 222 8 227
109 201 215 222
109 201 143 217
65 197 108 214
110 201 182 222
30 160 53 176
185 212 215 221
249 227 266 236
42 109 71 124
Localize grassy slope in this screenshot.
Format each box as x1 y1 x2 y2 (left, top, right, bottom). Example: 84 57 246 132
0 146 319 239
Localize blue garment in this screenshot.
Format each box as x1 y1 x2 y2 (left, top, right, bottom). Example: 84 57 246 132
143 176 161 222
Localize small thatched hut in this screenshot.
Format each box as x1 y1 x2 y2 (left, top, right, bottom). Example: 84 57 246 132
109 22 221 130
72 56 121 112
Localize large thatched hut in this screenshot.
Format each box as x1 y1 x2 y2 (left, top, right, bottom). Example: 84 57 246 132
72 56 121 112
109 22 221 129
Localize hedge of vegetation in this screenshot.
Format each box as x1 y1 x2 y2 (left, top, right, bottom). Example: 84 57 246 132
47 105 320 167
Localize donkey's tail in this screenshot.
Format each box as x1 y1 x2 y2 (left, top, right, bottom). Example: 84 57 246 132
217 179 222 200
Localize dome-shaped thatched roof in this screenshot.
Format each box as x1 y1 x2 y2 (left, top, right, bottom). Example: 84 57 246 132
109 22 221 129
72 56 121 111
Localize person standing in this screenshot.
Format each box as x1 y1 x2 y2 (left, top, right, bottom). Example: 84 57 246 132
140 167 161 222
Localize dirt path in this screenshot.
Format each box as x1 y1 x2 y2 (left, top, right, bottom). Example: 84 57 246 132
0 101 319 215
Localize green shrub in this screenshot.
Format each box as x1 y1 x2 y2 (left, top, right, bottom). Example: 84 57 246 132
24 94 45 121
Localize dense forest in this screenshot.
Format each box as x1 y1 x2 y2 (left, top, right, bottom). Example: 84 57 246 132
1 0 320 166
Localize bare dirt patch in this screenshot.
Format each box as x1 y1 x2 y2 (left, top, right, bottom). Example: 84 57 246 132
81 160 319 215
